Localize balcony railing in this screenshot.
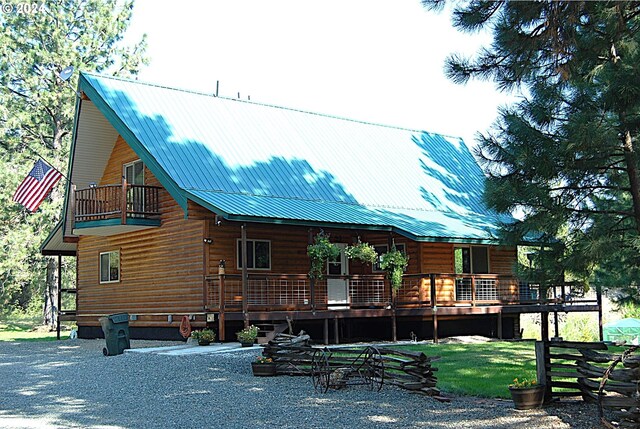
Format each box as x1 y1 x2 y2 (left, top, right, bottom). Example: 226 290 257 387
204 273 595 311
74 183 161 223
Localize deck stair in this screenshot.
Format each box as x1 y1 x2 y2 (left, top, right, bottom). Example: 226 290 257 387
256 321 290 344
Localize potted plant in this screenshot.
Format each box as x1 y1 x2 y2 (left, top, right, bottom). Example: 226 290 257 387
509 377 545 410
307 231 340 279
191 328 215 346
345 239 378 265
237 325 259 346
380 246 409 290
251 355 276 376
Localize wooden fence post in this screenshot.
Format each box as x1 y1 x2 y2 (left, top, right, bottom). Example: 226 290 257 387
535 341 552 403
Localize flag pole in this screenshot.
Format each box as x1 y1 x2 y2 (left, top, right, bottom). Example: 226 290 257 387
26 151 73 185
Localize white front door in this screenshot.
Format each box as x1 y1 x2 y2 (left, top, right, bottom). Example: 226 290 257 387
327 243 349 306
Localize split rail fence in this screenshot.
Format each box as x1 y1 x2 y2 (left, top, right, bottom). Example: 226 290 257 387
536 340 640 428
262 333 447 401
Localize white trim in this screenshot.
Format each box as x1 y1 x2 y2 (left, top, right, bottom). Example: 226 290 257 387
236 238 272 270
327 243 349 305
99 250 120 284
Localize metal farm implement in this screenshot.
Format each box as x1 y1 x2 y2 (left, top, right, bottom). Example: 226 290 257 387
311 346 385 393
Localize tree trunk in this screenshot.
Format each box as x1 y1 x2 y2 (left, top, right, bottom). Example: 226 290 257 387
44 257 58 330
621 126 640 234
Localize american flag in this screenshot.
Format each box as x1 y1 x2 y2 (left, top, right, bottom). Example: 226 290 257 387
12 159 63 213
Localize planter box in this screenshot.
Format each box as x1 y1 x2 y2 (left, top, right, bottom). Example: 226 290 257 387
509 385 545 410
251 362 276 377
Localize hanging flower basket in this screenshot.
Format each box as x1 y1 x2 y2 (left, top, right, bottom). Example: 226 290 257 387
345 239 378 265
380 247 409 290
307 231 340 279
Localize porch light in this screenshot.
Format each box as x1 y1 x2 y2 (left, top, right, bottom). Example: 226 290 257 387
203 238 213 244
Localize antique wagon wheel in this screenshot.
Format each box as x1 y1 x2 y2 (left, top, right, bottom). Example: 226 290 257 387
311 348 330 393
362 346 384 391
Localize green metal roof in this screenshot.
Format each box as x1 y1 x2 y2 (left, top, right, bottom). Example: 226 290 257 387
77 72 508 242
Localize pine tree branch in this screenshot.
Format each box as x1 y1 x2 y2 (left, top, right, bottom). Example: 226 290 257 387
549 185 630 192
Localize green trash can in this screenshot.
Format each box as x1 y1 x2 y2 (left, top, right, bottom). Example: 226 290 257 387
99 313 131 356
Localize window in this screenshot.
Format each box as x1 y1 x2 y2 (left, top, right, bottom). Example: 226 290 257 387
454 246 489 274
372 243 406 271
454 246 492 301
100 251 120 283
123 160 144 185
237 239 271 270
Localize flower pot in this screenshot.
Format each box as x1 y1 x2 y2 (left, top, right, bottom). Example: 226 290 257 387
509 385 545 410
251 362 276 377
198 339 211 346
240 340 254 347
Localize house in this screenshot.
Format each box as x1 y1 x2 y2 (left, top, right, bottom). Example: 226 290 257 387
41 72 601 342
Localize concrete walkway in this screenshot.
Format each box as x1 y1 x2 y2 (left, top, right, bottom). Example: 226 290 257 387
125 341 262 356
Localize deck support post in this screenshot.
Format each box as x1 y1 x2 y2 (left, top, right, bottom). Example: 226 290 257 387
310 278 315 312
334 317 339 345
56 254 62 340
541 311 549 342
323 318 329 345
432 308 438 344
241 223 249 327
391 286 397 342
430 274 438 344
597 285 603 341
497 310 503 340
219 274 226 341
308 229 315 312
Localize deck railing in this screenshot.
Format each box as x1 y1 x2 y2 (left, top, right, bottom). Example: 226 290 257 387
74 183 161 222
205 272 595 311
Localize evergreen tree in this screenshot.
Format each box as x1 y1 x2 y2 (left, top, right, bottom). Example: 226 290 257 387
0 0 148 320
424 1 640 302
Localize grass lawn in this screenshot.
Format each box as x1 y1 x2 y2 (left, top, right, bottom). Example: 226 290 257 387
398 341 538 399
0 315 74 342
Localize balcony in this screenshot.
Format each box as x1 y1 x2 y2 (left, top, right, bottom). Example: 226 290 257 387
72 183 161 236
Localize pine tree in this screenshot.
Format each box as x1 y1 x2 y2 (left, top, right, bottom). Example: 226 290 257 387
424 1 640 302
0 0 148 321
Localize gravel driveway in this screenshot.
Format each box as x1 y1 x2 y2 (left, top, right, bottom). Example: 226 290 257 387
0 339 601 428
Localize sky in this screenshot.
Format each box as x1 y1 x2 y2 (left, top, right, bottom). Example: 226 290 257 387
124 0 515 149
